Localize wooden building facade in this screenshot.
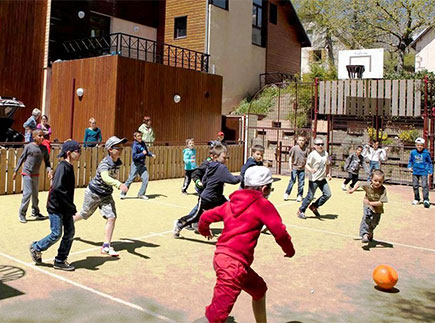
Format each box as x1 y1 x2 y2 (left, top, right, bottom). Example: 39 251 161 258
50 55 222 143
0 0 47 128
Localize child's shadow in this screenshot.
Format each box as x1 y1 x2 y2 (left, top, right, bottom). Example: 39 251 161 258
71 256 119 270
362 239 394 251
306 214 339 221
74 237 160 259
146 194 167 199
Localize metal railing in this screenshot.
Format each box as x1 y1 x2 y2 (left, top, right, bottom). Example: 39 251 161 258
62 33 210 73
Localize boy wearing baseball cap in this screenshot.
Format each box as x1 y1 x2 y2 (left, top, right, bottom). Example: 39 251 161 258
29 140 81 270
74 136 129 256
408 137 433 208
198 166 295 322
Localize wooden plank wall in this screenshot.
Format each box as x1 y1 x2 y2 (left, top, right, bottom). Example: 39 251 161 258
0 144 243 195
49 56 223 143
115 56 222 143
318 80 422 117
49 56 119 142
0 0 47 127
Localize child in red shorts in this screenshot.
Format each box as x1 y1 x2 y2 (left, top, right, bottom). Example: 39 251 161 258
198 166 295 323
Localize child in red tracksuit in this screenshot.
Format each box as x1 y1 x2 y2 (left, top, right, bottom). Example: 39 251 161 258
199 166 295 323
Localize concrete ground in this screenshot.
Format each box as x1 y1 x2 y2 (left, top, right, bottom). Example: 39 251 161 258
0 176 434 322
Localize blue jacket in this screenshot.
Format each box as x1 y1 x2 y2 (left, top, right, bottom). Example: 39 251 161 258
132 140 153 165
407 149 433 176
240 157 263 188
183 148 197 170
201 161 241 202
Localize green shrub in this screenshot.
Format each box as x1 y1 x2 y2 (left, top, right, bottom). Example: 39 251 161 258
398 129 420 143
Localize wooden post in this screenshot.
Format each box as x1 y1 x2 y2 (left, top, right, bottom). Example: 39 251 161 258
313 78 319 140
70 78 76 139
423 76 429 148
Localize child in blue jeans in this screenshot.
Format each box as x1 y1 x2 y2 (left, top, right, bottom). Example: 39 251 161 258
408 137 433 208
29 140 81 271
121 131 156 200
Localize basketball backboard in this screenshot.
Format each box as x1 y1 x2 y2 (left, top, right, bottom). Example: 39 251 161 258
338 48 384 79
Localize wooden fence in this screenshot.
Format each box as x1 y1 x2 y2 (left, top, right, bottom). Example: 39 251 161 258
318 79 422 117
0 144 244 195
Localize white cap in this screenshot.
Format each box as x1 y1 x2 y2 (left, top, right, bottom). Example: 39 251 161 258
415 137 425 144
105 136 127 149
245 166 273 187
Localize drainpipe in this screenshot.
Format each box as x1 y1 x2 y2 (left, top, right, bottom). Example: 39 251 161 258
41 0 52 114
205 1 211 55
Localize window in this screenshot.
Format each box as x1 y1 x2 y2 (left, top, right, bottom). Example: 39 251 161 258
252 0 265 46
312 49 323 62
174 16 187 39
269 3 277 24
210 0 228 10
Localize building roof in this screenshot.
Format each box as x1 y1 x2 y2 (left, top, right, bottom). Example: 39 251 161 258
410 26 433 49
286 0 311 47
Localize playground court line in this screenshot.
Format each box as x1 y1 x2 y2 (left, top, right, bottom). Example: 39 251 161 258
0 251 176 323
150 199 435 253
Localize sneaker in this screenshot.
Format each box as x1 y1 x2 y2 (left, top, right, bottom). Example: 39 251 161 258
29 242 42 264
412 200 420 205
341 184 347 191
173 220 182 239
31 213 46 220
120 194 126 200
283 193 289 201
296 195 302 202
424 200 430 208
361 234 370 243
181 190 188 195
19 215 27 223
309 204 321 217
101 246 119 257
53 260 75 271
185 224 194 231
297 210 306 219
138 195 149 200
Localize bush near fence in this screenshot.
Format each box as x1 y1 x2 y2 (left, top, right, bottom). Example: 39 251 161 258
0 144 244 195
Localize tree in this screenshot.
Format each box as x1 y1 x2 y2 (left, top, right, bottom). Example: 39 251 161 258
293 0 435 72
359 0 435 72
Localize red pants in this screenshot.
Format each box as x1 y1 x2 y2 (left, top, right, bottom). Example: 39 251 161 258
205 253 267 323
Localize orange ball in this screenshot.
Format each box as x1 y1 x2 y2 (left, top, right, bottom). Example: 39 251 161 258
373 265 398 290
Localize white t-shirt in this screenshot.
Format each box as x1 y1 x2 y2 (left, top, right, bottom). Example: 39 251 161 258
362 145 386 162
306 150 330 181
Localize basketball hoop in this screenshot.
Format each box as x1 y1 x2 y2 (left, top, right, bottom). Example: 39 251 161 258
346 65 365 79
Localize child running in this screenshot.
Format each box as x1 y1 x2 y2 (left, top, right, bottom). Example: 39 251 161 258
198 166 295 322
120 131 156 200
173 144 241 238
74 136 128 257
284 135 308 201
408 137 433 208
29 140 81 271
182 138 197 194
13 129 53 223
349 169 388 243
342 145 366 191
297 137 331 219
240 144 264 188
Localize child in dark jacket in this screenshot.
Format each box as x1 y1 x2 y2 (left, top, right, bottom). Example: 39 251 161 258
29 140 81 271
342 145 367 191
121 131 156 200
408 137 433 208
173 145 241 238
240 145 264 188
198 166 295 323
